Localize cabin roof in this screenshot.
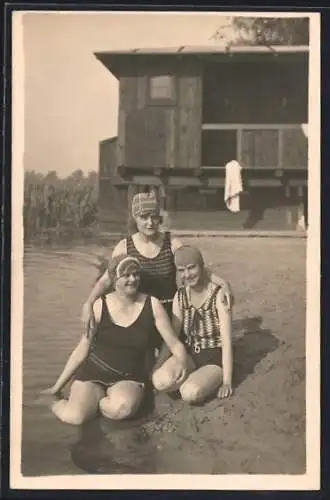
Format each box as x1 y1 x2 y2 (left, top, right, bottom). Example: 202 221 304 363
94 44 309 78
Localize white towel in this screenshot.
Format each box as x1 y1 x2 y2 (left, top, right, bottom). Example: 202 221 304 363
224 160 243 212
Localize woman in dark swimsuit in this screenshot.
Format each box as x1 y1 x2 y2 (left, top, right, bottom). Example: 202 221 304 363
41 255 188 425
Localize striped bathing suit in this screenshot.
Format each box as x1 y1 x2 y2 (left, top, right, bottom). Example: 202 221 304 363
126 232 177 349
177 284 223 368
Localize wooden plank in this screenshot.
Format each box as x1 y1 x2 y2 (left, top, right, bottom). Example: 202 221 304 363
241 129 279 168
288 179 308 187
282 128 308 169
202 123 304 130
177 73 202 169
168 177 201 187
137 76 147 110
127 184 138 233
131 175 162 185
119 77 138 112
249 179 282 187
145 107 168 167
117 109 126 167
166 108 177 168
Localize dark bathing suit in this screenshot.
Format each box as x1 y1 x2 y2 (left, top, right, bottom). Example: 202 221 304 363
126 231 177 349
75 295 158 386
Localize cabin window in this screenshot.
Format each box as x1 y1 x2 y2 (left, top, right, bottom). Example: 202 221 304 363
149 75 176 104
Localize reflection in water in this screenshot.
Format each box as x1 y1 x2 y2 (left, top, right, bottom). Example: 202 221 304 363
70 417 157 474
70 385 158 474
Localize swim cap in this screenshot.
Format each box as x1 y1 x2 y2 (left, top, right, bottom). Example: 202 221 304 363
131 192 160 219
108 255 141 282
174 245 204 269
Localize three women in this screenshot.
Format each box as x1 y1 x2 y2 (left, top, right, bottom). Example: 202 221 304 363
43 192 234 424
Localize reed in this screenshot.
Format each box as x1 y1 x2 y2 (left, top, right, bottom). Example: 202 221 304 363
24 170 98 240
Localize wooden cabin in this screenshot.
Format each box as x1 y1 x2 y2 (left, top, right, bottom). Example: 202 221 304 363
95 45 308 232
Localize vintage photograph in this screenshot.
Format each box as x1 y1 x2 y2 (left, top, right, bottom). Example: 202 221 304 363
10 10 320 490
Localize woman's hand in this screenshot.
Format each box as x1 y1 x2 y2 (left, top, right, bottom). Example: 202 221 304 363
40 386 63 399
174 352 195 385
81 301 95 331
217 383 233 400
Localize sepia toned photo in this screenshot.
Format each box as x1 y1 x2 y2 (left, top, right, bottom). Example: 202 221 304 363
10 10 320 490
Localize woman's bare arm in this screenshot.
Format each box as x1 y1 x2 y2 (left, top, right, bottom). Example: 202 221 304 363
208 270 234 310
81 239 127 326
44 300 102 395
216 292 233 398
151 296 187 365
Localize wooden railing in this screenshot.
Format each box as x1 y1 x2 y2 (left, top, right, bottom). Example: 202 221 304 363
201 123 308 171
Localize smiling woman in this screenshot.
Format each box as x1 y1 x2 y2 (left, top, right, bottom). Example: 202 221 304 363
152 245 234 404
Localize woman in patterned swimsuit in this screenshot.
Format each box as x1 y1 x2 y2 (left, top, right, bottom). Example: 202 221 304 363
152 245 233 403
81 192 233 361
41 255 189 425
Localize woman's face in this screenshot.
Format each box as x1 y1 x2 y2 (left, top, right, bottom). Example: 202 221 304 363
176 263 203 288
115 269 141 297
134 212 161 237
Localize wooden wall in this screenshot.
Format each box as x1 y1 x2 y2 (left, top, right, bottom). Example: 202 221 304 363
117 62 202 170
99 137 128 231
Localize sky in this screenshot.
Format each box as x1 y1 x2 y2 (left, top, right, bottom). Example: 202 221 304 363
21 12 236 177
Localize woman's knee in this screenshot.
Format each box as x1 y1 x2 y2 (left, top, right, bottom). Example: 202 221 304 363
99 395 136 420
152 357 184 392
179 381 202 403
180 365 222 403
152 367 174 392
100 382 144 421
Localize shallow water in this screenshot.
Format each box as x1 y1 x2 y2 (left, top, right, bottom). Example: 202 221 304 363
22 239 306 476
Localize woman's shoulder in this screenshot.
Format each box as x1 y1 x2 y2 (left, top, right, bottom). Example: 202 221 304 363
168 234 183 253
112 238 128 257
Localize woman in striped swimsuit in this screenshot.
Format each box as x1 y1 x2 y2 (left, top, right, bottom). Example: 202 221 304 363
152 245 233 403
81 192 233 359
41 255 189 425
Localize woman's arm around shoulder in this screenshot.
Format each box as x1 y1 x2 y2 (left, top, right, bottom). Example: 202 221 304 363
170 235 184 254
112 238 128 258
80 241 126 328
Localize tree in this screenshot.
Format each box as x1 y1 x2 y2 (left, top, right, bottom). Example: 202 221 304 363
211 17 309 46
232 17 309 46
44 170 58 182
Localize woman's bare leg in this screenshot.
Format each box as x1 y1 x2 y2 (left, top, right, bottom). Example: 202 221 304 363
52 380 105 425
179 365 222 404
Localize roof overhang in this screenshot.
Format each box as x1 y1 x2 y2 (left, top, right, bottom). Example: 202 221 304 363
94 45 309 78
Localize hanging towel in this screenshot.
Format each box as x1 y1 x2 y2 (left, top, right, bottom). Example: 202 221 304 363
296 205 306 231
224 160 243 213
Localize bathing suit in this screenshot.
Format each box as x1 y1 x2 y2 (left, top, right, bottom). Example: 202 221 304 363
126 231 177 347
75 295 158 386
177 284 223 368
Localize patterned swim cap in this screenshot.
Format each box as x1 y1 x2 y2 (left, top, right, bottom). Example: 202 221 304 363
131 192 160 219
108 254 141 282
